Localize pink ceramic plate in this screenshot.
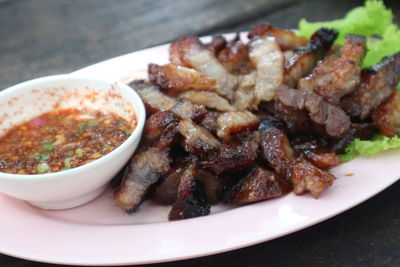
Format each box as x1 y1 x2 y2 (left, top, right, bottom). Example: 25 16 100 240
1 35 400 266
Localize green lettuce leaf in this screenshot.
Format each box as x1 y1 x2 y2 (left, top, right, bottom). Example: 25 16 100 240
298 1 400 161
340 135 400 162
298 0 400 67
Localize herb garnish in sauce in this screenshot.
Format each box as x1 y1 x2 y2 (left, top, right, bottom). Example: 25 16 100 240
0 108 134 174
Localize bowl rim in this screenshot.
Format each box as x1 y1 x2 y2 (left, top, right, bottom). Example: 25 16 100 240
0 74 146 181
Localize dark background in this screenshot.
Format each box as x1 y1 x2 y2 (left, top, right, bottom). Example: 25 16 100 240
0 0 399 266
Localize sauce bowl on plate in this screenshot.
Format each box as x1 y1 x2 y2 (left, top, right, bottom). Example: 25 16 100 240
0 75 145 210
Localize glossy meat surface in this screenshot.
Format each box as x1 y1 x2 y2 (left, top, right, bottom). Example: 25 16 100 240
290 158 335 199
299 34 366 102
232 166 292 203
341 52 400 120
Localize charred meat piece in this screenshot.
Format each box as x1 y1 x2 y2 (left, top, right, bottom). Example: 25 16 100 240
275 85 351 138
302 150 341 170
259 117 295 179
148 63 218 95
153 162 222 205
284 28 338 87
169 36 237 99
206 35 227 56
129 80 176 115
248 35 284 103
232 166 292 203
372 91 400 137
142 111 179 145
291 137 340 170
248 22 308 51
218 33 252 75
290 158 335 199
155 121 181 150
341 52 400 120
216 111 260 141
178 90 235 111
153 161 189 205
171 99 207 122
298 34 366 102
178 119 221 159
196 169 223 204
200 111 219 134
202 132 260 175
274 100 312 134
169 158 210 220
115 147 171 212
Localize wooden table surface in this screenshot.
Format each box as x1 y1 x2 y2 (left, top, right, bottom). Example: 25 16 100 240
1 0 399 266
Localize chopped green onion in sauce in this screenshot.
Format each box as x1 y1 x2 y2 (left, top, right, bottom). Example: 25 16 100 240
0 108 135 174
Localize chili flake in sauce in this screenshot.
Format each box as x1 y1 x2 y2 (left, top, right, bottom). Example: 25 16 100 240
0 108 134 174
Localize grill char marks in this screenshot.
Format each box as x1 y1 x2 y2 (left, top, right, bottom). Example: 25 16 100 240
114 147 171 212
168 158 211 220
202 131 260 175
284 28 338 87
341 52 400 120
232 166 292 203
299 34 366 103
259 117 295 179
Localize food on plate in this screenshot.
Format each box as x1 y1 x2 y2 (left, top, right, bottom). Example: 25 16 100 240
114 1 400 220
0 108 133 174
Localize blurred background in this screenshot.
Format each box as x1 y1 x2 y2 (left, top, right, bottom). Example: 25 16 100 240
1 0 399 266
1 0 398 89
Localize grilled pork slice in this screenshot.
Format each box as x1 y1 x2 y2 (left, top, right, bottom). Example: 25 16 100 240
274 100 312 134
302 150 341 170
169 36 237 100
178 119 221 159
232 166 292 203
298 34 366 102
129 80 177 115
290 158 335 199
196 169 223 204
248 22 308 51
248 35 284 103
142 111 179 145
115 147 171 212
202 131 260 175
153 162 222 205
259 117 295 179
171 99 207 122
372 91 400 137
284 28 338 87
275 85 351 139
291 137 341 170
341 52 400 120
216 111 260 141
153 161 188 205
217 33 252 75
168 158 210 220
148 63 218 95
178 90 235 111
200 111 219 134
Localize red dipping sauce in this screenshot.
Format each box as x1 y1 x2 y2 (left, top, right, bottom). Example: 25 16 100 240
0 108 134 174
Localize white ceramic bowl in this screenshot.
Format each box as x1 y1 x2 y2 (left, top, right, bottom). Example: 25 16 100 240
0 75 145 210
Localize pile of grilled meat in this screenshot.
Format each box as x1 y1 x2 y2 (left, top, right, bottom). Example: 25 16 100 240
114 23 400 220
